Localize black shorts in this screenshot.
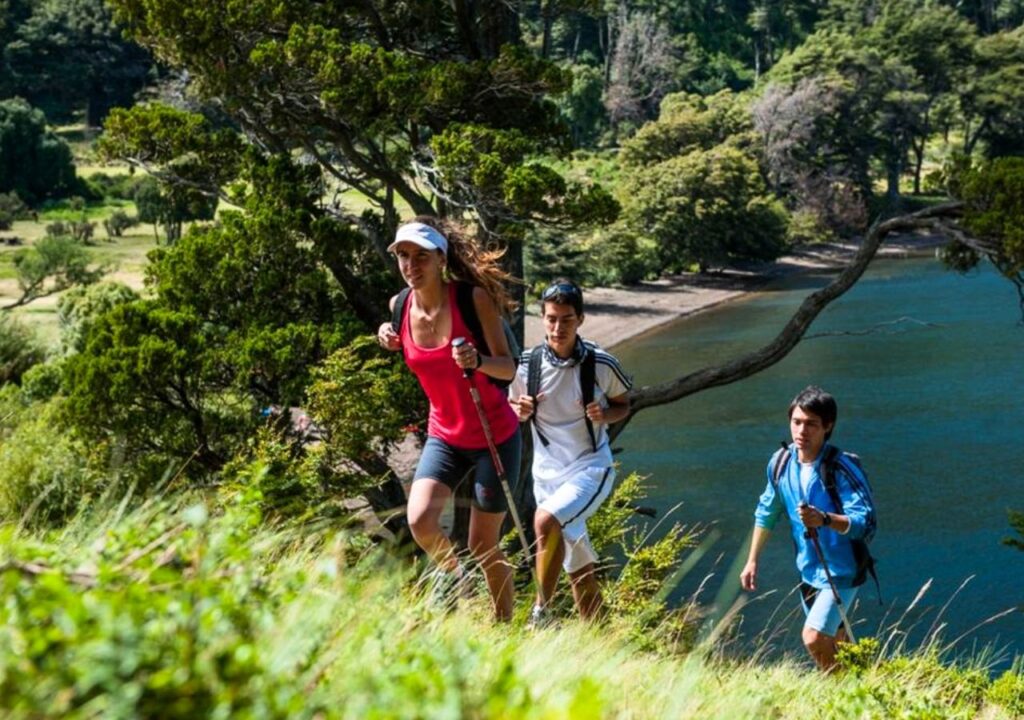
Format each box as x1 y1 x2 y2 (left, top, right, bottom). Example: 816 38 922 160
413 428 522 513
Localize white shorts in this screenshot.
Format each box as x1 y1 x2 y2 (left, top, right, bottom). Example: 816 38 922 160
534 465 614 573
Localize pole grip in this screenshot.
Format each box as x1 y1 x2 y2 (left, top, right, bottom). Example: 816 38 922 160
451 336 474 378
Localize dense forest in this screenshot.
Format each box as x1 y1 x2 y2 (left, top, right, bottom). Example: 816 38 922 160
1 1 1023 715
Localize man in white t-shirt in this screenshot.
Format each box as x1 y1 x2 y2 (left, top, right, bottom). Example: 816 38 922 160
509 278 632 626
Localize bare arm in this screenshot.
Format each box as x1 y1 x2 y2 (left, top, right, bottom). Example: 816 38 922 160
585 392 630 425
740 526 772 591
453 286 515 380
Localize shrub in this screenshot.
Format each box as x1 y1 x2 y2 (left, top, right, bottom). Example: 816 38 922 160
786 209 835 245
0 191 27 230
0 314 46 385
987 669 1024 717
621 145 789 272
0 397 103 526
56 281 140 355
103 209 138 237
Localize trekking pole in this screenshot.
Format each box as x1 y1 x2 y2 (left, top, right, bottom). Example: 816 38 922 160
452 337 541 596
799 501 858 643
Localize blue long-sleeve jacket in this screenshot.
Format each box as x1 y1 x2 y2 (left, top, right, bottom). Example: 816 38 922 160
754 442 874 589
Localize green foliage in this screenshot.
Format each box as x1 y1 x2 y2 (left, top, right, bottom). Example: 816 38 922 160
60 155 364 479
45 217 96 244
102 209 138 237
987 669 1024 717
786 209 836 245
0 98 77 204
305 337 424 480
0 392 101 525
960 157 1024 276
218 428 336 518
836 636 882 673
1 0 152 125
56 281 139 355
7 235 104 309
581 226 661 286
964 27 1024 158
524 229 590 291
620 90 754 168
0 189 26 229
133 175 217 244
587 471 700 651
1005 509 1024 551
0 312 45 384
557 62 607 147
621 145 788 272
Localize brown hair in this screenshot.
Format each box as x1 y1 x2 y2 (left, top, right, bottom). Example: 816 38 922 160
410 215 519 318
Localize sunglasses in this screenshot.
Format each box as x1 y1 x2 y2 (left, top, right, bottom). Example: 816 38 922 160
541 283 581 300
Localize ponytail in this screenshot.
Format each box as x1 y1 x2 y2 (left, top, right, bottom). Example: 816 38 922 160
409 215 519 318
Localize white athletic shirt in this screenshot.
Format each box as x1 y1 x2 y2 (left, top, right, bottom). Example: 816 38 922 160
509 340 632 485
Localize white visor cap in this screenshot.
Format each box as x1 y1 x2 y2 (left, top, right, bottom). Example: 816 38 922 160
387 222 448 256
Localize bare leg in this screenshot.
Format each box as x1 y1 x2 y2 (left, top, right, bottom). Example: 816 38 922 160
407 478 457 572
568 563 604 620
533 509 565 607
468 508 514 621
802 626 841 672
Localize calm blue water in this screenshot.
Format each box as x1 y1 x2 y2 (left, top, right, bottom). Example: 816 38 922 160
613 257 1024 667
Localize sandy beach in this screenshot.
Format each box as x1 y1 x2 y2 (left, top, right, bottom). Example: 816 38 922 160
524 234 945 351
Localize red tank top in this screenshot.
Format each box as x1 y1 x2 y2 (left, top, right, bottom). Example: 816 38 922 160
402 283 518 449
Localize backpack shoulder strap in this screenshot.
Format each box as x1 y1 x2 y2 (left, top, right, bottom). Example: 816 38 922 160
821 444 844 512
391 287 412 334
580 350 597 452
526 345 550 447
771 441 791 488
454 281 490 356
824 444 882 602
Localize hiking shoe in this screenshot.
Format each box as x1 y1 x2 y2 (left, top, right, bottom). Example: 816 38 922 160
526 604 553 631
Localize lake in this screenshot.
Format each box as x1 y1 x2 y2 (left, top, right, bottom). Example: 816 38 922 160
613 257 1024 668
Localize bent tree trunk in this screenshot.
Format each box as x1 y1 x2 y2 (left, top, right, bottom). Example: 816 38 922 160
614 202 965 432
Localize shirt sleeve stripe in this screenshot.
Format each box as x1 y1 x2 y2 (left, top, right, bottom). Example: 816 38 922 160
594 354 632 389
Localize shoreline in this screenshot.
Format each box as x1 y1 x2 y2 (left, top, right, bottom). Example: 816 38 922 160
523 234 945 352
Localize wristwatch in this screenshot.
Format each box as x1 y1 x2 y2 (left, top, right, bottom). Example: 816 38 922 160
821 511 832 527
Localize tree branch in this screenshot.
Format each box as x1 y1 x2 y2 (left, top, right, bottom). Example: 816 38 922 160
626 202 964 416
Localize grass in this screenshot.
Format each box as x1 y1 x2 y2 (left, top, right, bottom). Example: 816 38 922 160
0 208 157 344
0 484 1019 719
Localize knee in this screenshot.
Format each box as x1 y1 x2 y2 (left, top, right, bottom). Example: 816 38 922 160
407 507 440 543
802 626 834 654
534 510 562 540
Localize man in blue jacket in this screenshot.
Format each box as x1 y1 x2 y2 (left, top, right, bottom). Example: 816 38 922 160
740 386 875 671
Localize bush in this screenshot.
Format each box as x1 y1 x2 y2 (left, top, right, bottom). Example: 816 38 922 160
621 145 789 272
987 669 1024 717
45 218 96 243
86 172 141 201
583 225 661 286
102 210 138 237
0 397 103 526
56 281 140 355
0 191 27 230
785 209 835 245
0 314 46 385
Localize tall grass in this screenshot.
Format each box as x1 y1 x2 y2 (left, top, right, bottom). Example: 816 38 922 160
0 475 1020 719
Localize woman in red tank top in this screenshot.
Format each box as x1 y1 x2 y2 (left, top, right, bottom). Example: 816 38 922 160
376 217 521 621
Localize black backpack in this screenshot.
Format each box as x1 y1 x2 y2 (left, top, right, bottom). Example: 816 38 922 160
391 282 520 389
771 442 880 599
525 344 598 453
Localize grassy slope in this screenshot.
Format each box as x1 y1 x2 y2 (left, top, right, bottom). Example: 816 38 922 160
0 487 1019 719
